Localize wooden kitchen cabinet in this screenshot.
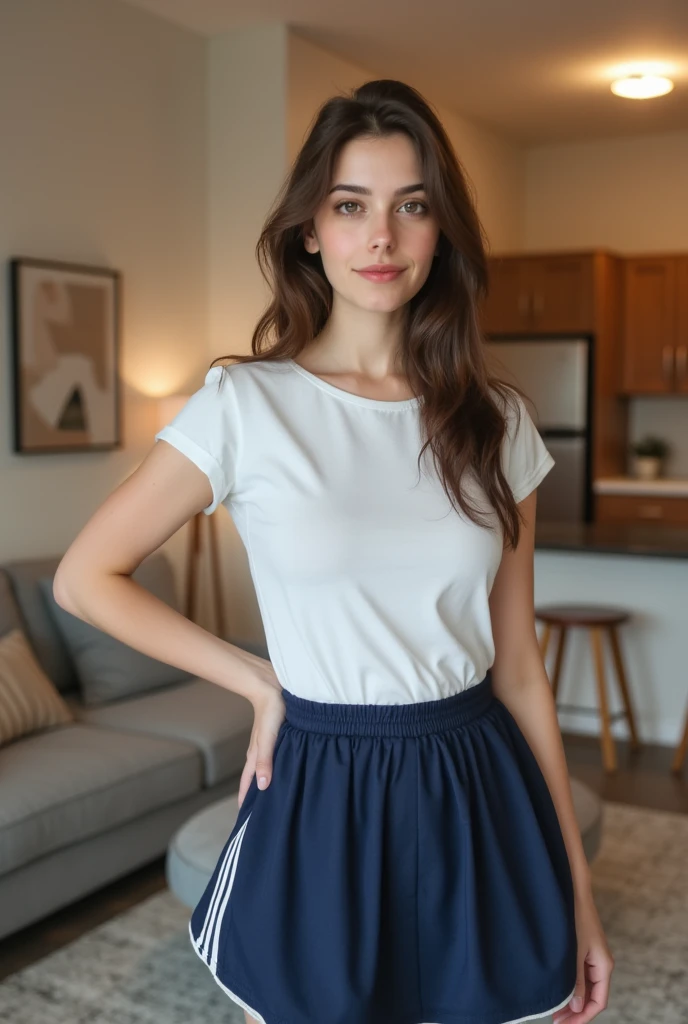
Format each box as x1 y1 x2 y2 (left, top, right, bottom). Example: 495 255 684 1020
620 254 688 394
482 254 595 335
596 494 688 526
676 255 688 395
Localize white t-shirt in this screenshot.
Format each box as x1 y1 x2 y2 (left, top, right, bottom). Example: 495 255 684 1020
154 359 554 705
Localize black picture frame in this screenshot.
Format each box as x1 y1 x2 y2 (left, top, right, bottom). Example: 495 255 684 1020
9 256 122 453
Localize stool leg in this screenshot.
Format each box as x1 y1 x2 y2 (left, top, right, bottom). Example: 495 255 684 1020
539 622 551 663
590 626 617 773
671 701 688 775
607 624 641 751
550 625 569 703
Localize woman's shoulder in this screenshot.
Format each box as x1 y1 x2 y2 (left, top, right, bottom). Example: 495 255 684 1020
205 357 293 389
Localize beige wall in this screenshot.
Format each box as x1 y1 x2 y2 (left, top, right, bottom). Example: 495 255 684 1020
1 0 207 596
523 128 688 253
208 24 288 356
288 33 526 253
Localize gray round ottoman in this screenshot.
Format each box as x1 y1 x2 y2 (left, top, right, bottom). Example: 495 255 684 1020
167 794 240 909
166 778 602 909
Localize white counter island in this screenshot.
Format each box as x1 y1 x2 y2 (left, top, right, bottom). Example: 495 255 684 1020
533 522 688 749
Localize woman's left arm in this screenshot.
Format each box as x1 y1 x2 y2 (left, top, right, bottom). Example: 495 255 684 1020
488 488 614 1024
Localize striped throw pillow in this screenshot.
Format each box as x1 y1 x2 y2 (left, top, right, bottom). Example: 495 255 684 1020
0 627 74 747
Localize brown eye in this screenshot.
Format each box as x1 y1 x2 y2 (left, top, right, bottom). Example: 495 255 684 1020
334 201 361 216
400 201 428 215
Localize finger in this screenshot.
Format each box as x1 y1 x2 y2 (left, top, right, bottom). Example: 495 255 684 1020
552 974 589 1023
255 749 273 790
553 999 584 1024
574 974 611 1024
563 986 608 1024
570 964 587 1015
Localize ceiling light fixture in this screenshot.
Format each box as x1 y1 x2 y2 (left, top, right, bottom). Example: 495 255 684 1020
611 73 674 99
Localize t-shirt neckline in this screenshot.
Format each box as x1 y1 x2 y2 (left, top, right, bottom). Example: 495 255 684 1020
287 358 420 411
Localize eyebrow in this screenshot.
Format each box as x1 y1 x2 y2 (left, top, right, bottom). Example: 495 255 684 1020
327 182 426 197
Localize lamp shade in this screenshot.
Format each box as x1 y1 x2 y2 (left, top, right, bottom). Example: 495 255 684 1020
156 394 190 433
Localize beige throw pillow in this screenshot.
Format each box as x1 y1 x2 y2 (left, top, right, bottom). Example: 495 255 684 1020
0 627 74 747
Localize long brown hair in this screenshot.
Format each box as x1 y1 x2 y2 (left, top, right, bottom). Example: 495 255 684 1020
210 78 531 550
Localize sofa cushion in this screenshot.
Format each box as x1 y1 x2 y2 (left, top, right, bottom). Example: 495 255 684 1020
38 568 193 706
0 557 76 694
0 627 74 747
0 552 185 699
0 723 202 876
68 678 254 786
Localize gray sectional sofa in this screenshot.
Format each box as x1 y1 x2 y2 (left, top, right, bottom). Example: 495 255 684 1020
0 551 267 941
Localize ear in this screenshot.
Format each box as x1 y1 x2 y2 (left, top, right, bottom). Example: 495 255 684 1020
302 220 320 255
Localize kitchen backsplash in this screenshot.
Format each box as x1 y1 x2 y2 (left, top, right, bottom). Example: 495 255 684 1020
628 397 688 476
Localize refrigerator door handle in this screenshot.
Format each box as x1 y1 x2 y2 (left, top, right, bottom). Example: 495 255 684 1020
662 344 675 381
676 345 687 382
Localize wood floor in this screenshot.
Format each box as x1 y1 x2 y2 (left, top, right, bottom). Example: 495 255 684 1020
1 730 686 983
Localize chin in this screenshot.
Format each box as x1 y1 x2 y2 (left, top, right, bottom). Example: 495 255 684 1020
358 298 408 314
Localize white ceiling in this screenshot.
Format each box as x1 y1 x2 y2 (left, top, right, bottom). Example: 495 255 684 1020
120 0 688 145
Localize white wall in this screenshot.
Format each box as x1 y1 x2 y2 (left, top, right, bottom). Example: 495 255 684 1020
0 0 207 610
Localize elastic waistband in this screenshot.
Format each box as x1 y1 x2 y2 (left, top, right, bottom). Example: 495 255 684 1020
280 671 494 737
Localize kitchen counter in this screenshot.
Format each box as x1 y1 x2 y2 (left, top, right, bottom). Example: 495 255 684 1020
535 520 688 558
594 476 688 496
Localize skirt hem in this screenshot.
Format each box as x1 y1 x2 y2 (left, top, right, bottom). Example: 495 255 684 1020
190 918 577 1024
189 918 269 1023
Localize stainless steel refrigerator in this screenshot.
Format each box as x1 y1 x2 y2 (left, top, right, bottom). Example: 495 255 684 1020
484 338 592 523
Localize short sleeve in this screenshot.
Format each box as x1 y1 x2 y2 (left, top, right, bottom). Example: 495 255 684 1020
154 365 241 515
500 389 555 504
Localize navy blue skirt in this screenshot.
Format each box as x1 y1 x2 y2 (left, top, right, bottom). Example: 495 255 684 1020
189 670 578 1024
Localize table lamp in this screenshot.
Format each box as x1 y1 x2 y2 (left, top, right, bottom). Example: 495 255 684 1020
156 394 226 637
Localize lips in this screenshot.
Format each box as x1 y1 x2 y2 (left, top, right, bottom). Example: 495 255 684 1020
355 268 406 282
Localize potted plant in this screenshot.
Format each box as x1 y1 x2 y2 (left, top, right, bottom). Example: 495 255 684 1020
629 435 670 480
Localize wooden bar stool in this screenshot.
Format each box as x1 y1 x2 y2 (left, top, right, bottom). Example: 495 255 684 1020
671 703 688 775
535 604 641 773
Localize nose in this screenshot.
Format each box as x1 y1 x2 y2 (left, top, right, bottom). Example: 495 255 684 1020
367 210 396 253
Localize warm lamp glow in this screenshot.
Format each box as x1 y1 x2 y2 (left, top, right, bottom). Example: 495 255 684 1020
611 73 674 99
156 394 190 432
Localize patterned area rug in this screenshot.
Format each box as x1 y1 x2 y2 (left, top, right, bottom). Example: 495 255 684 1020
0 800 686 1024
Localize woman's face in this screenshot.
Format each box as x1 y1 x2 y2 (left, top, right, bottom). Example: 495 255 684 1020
303 133 441 313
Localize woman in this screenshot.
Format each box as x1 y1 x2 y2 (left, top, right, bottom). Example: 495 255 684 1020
54 79 614 1024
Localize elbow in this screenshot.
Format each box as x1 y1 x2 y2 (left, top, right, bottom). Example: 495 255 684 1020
52 568 78 614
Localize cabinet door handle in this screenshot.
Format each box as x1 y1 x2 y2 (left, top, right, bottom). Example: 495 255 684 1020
676 345 687 381
662 345 674 380
517 292 530 316
532 292 544 315
637 503 663 519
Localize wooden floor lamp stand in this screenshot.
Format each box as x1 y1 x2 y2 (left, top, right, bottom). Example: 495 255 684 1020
184 510 226 637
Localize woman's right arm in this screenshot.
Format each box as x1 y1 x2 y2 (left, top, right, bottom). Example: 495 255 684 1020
53 437 279 707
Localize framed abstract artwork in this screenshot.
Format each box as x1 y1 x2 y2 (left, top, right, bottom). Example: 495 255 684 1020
9 256 122 453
